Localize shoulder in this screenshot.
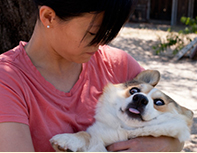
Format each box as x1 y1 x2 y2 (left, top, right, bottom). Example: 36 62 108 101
98 45 130 61
0 42 28 89
0 60 25 96
0 43 30 117
93 45 143 83
98 45 141 68
0 42 28 67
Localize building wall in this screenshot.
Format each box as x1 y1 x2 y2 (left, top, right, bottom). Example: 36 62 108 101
177 0 189 24
130 0 149 22
131 0 196 25
150 0 172 21
194 0 197 17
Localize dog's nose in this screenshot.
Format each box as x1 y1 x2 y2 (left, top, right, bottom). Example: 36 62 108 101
133 94 148 106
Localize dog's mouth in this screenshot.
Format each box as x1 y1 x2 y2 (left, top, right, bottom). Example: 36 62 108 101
120 107 144 121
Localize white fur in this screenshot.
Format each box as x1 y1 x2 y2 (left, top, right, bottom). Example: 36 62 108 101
51 133 87 152
50 83 192 152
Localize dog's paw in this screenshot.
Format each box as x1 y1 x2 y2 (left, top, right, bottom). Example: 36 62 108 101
50 133 85 152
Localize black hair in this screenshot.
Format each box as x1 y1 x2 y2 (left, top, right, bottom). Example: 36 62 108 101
33 0 138 45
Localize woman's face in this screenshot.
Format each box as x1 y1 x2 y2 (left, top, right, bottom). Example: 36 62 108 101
48 13 104 63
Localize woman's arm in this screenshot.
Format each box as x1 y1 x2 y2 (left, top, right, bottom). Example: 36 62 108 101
0 122 35 152
106 136 184 152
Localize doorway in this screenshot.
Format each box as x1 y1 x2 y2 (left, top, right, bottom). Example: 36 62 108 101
150 0 172 21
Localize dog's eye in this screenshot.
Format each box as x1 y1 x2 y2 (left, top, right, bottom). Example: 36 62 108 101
129 87 140 95
154 99 165 106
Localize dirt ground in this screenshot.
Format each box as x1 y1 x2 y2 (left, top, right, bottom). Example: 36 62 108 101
110 23 197 152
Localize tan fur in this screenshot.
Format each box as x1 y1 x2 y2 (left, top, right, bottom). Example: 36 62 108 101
73 131 91 151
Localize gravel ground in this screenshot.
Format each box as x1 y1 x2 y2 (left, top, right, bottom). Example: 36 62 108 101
110 23 197 152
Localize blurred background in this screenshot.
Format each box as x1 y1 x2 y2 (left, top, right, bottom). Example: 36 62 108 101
131 0 197 25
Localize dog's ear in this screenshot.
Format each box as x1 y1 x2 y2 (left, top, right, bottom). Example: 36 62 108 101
179 106 194 127
135 70 160 87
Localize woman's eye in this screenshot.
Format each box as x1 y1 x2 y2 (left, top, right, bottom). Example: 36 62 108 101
129 87 140 95
154 99 165 106
88 32 96 36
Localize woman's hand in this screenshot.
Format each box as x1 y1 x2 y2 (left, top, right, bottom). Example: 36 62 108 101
106 136 184 152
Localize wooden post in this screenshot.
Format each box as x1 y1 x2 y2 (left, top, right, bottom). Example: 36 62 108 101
188 0 194 18
146 0 151 20
173 37 197 61
171 0 178 25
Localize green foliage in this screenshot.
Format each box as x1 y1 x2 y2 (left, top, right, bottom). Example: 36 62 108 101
180 16 197 34
153 16 197 55
153 30 187 55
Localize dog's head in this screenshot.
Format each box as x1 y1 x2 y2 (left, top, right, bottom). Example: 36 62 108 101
100 70 193 129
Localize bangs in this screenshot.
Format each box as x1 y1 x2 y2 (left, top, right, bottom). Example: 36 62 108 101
88 0 137 46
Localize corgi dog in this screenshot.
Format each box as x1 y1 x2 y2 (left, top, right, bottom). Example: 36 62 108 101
50 70 193 152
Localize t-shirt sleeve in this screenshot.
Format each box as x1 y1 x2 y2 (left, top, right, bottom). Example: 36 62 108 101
100 45 144 83
0 63 29 125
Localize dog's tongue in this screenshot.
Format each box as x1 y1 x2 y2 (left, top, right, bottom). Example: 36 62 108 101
129 108 140 114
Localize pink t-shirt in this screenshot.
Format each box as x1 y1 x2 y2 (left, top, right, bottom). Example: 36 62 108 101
0 41 143 151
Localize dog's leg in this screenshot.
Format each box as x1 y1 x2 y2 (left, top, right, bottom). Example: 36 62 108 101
127 119 190 142
50 131 91 152
87 142 108 152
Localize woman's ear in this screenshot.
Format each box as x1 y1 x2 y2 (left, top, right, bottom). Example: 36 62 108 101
39 6 56 28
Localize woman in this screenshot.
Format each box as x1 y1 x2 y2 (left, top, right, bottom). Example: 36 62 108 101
0 0 183 151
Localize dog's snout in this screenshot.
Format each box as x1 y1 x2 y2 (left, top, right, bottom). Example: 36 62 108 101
133 94 148 106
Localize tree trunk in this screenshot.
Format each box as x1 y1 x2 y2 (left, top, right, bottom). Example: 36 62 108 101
0 0 37 53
